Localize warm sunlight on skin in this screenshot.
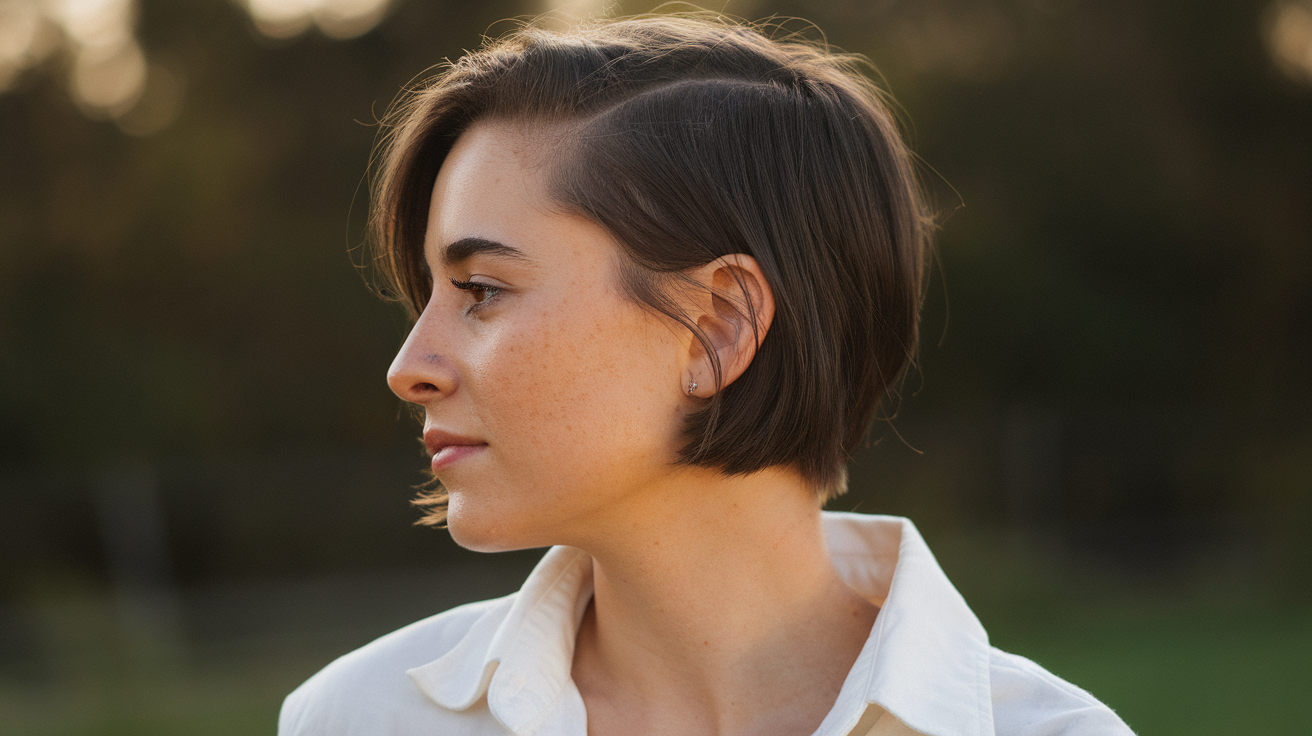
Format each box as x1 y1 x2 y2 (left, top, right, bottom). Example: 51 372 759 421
386 121 693 553
386 121 881 736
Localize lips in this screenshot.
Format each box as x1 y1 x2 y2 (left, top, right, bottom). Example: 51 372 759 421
424 428 487 471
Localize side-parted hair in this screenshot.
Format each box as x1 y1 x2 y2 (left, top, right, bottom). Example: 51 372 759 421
371 14 931 521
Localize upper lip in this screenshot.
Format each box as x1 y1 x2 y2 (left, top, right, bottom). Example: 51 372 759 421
423 428 485 456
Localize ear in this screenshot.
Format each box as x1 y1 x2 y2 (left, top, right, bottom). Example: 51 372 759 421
684 254 775 398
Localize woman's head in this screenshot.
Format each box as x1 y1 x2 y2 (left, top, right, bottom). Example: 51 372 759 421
378 15 930 527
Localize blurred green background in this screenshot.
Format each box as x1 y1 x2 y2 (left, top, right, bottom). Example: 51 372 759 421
1 0 1310 733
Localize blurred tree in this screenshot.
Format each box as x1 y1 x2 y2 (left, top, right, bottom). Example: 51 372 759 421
0 0 1308 594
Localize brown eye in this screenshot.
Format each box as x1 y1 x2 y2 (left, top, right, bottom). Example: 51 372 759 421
449 278 502 306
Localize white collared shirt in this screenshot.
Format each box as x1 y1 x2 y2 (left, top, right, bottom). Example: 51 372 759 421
279 513 1135 736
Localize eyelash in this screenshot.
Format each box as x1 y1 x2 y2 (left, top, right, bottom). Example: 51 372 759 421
449 278 503 309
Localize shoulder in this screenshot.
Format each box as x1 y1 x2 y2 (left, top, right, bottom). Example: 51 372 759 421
278 594 514 736
988 647 1136 736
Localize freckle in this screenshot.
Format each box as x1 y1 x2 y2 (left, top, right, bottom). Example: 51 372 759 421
703 641 708 646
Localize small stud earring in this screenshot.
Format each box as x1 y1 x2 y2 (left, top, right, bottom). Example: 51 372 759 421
687 380 698 395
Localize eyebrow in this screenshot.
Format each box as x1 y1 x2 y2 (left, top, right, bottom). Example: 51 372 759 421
441 237 532 267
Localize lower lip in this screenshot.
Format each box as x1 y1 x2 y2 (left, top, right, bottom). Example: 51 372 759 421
431 444 486 471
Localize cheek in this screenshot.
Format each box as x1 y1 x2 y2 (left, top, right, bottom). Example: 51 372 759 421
468 319 582 439
470 300 679 472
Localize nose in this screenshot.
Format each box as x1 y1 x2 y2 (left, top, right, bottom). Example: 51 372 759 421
387 311 459 405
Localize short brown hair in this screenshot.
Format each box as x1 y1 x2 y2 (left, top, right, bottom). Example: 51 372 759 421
370 14 930 513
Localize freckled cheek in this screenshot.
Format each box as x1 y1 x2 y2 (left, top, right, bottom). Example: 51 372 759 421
572 316 677 452
475 311 668 463
465 320 592 449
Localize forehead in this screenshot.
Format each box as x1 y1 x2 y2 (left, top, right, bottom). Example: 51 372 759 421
425 121 571 259
434 121 555 202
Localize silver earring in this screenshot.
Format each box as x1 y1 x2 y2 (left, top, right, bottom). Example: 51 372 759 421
687 380 698 395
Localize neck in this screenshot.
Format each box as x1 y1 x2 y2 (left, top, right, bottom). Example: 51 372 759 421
568 467 878 736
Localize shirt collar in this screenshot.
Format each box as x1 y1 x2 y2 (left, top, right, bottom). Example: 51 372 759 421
407 544 594 733
407 513 993 736
820 513 994 736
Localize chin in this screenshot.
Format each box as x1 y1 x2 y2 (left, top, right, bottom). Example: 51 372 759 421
444 493 543 553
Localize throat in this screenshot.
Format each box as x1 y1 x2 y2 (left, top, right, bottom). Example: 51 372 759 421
569 529 879 736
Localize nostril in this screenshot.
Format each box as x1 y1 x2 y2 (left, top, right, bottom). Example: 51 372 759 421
415 382 439 393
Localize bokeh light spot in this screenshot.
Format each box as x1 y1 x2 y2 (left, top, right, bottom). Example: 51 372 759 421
238 0 392 40
71 39 145 116
1265 0 1312 84
49 0 135 50
0 0 51 91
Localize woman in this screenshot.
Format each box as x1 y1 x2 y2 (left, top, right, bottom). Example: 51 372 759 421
281 14 1134 736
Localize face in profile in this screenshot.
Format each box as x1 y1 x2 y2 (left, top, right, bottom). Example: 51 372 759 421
386 121 694 553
